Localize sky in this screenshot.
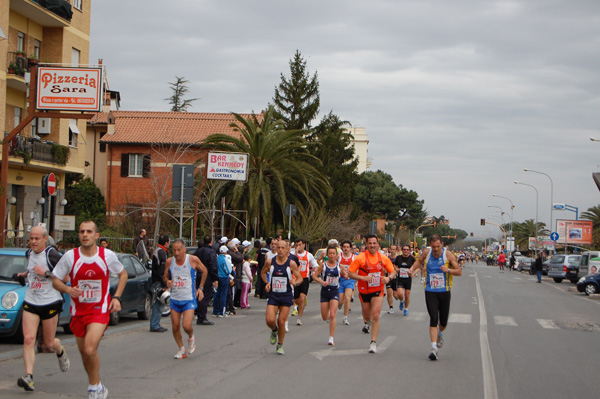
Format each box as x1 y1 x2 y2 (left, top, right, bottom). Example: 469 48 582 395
89 0 600 239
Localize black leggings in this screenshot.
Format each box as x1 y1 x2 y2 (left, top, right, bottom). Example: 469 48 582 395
425 291 451 328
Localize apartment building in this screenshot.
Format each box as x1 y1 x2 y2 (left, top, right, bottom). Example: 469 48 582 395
1 0 91 243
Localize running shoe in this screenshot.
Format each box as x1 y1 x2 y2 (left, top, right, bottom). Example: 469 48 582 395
174 347 187 359
291 307 298 316
276 344 285 355
403 309 408 316
270 329 278 345
188 336 196 354
285 321 289 332
369 341 377 353
88 385 109 399
399 301 404 311
17 375 35 392
362 323 371 334
437 332 444 349
343 316 350 325
429 348 439 361
58 345 70 372
328 337 335 346
387 307 394 314
296 318 302 326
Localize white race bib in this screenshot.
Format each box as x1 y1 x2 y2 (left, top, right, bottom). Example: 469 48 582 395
272 277 287 293
173 275 191 292
29 276 51 295
299 260 308 272
399 269 409 278
326 276 339 286
79 279 102 303
368 272 381 288
429 273 445 290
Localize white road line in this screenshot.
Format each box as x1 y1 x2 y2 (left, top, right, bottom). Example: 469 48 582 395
449 313 472 323
493 316 518 326
474 269 499 399
309 335 397 360
536 319 559 329
513 277 522 280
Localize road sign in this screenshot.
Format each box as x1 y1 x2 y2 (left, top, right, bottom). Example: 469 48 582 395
550 232 559 241
42 173 56 196
284 204 297 216
553 203 566 210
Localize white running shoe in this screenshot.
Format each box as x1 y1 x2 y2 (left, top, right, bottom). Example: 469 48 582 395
188 336 196 354
174 347 187 359
58 345 70 372
429 348 439 361
343 316 350 325
387 307 394 314
328 337 335 346
296 318 302 326
437 332 444 349
369 341 377 353
285 321 289 332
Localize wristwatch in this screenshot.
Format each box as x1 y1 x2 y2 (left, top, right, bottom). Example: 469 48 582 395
112 296 122 303
44 271 53 279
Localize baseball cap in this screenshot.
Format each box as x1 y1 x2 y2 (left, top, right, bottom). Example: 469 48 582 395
219 245 228 253
220 236 228 244
231 238 240 246
242 240 251 247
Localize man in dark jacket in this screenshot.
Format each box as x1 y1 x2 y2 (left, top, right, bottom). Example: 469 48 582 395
150 235 170 332
534 252 544 283
194 236 219 325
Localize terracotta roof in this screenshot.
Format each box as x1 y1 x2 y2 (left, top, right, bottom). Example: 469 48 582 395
88 112 109 124
99 111 262 144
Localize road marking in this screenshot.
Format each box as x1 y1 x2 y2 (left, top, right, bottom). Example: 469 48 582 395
474 269 499 399
472 296 478 305
513 277 522 280
449 313 472 323
537 319 559 329
494 316 518 326
309 335 397 360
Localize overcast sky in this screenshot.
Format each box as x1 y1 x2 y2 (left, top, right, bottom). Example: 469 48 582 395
89 0 600 238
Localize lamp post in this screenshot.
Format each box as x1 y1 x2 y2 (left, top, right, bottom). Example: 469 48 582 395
524 168 553 233
515 181 539 254
492 194 514 236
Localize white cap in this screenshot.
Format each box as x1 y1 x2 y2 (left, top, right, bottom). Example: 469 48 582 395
242 240 251 247
231 238 241 246
219 245 228 253
220 236 228 244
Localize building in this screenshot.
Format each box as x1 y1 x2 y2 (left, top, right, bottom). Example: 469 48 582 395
344 126 371 173
1 0 92 245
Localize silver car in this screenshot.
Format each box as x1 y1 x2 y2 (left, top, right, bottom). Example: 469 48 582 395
547 255 581 283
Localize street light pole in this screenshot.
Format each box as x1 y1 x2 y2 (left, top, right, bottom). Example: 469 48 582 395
524 168 553 233
515 181 539 254
492 194 514 236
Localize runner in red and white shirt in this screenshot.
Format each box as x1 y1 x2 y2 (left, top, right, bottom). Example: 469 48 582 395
292 238 318 326
52 221 127 399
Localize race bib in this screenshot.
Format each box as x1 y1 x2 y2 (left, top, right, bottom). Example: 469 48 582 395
272 277 287 293
29 276 50 295
79 280 102 303
299 260 308 272
326 276 339 286
429 273 445 290
172 275 191 292
368 272 381 288
399 269 409 278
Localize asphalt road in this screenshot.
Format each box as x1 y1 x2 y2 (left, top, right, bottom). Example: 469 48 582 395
1 261 599 399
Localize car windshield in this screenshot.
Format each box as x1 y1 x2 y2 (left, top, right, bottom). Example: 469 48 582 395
0 254 27 280
550 256 565 264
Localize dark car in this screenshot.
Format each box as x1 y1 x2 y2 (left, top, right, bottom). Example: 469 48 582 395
547 255 581 283
108 253 153 325
576 273 600 295
0 248 71 340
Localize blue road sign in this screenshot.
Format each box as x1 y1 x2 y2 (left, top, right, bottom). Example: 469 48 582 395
550 232 559 241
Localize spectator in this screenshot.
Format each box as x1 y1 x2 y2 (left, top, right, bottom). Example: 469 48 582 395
99 238 109 249
150 235 170 333
255 240 269 299
228 239 244 307
240 254 253 309
193 236 219 325
213 246 232 317
133 229 150 263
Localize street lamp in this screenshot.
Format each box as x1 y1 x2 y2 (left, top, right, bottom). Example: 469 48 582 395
524 168 553 233
515 181 539 254
492 194 514 236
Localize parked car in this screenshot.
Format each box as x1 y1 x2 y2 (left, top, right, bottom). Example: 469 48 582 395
108 253 153 325
0 248 71 341
514 256 534 272
542 259 550 275
576 272 600 295
575 251 600 277
547 254 581 283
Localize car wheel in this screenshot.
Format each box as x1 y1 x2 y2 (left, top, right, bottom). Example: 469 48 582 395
109 311 120 326
553 278 563 283
138 293 152 320
585 283 598 295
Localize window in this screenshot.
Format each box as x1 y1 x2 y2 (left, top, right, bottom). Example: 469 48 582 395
71 48 80 67
73 0 82 10
121 153 151 178
14 107 22 128
99 132 107 153
34 40 41 59
69 119 79 147
17 32 24 52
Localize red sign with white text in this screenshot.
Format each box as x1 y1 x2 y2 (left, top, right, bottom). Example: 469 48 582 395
36 67 103 111
556 219 593 245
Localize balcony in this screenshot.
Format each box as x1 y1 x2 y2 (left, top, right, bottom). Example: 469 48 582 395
10 0 72 27
9 136 71 166
7 52 30 77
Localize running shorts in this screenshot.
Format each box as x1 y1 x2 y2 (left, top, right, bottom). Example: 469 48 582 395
359 291 383 303
293 278 310 299
23 300 63 320
338 278 356 293
320 287 339 303
396 277 412 290
170 299 197 313
70 313 110 337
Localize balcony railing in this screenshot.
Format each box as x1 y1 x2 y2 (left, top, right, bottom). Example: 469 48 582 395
7 52 30 77
8 136 70 166
32 0 73 21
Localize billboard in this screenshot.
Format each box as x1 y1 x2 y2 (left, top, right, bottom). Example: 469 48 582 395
36 67 103 111
207 152 248 181
556 219 593 245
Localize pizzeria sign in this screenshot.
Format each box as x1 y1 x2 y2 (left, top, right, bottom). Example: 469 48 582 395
36 67 103 111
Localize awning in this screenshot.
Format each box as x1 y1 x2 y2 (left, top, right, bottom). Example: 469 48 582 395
69 119 80 134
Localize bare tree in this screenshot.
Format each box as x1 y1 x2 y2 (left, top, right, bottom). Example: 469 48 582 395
195 179 227 241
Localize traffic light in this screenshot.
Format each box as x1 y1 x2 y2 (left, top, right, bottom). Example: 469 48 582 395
433 221 437 228
480 218 485 226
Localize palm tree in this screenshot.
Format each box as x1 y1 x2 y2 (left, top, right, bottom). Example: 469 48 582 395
513 219 550 251
200 107 332 236
581 205 600 248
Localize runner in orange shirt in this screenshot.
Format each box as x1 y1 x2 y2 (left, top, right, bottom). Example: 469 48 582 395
348 235 397 353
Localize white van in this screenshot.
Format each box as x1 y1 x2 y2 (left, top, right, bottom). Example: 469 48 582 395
577 251 600 276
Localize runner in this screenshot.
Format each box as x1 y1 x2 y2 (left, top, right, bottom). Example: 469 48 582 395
497 251 505 273
409 235 462 360
14 226 69 392
348 235 397 353
385 245 399 314
394 245 416 316
261 240 303 355
52 221 128 399
292 238 317 326
164 239 207 359
338 240 356 325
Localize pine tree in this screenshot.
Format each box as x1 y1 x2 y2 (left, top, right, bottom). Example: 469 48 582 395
166 76 198 112
272 50 320 131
